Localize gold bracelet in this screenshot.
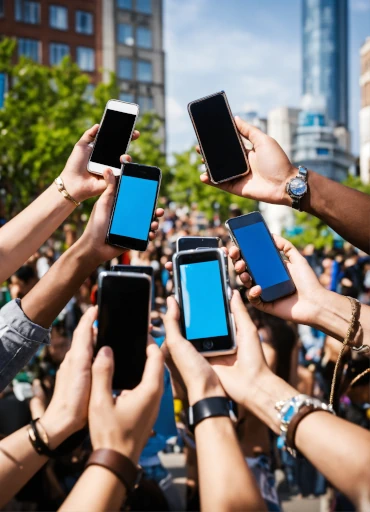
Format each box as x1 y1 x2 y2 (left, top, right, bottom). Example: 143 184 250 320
54 176 80 207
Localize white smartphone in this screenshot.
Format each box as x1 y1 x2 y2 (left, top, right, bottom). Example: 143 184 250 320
88 99 139 177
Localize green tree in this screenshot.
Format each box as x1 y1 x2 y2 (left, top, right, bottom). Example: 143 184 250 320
168 146 256 220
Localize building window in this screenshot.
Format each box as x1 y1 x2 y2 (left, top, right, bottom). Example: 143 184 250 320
117 0 132 10
49 5 68 30
136 0 151 14
119 92 134 103
76 10 93 34
138 95 153 112
316 148 329 156
76 47 95 72
117 23 134 46
49 43 70 65
15 0 40 24
18 38 40 62
118 58 133 80
136 27 152 49
0 73 7 108
137 60 152 82
0 0 4 18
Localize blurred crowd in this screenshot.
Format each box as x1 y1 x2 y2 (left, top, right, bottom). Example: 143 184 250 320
1 199 369 511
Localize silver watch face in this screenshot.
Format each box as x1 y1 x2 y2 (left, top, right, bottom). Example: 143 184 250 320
289 177 307 197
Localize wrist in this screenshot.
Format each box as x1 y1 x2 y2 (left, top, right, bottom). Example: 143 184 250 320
60 170 86 204
188 383 226 406
38 414 72 450
281 165 299 206
314 290 358 343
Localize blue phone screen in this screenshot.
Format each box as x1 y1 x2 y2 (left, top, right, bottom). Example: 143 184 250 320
110 175 158 240
234 223 290 289
180 260 228 340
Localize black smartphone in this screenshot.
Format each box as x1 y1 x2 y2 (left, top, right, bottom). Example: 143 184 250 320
188 91 249 184
110 265 154 280
172 248 236 356
226 212 296 302
106 163 161 251
176 236 221 252
96 271 150 390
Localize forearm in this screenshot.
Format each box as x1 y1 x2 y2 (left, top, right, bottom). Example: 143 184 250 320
195 417 265 511
302 171 370 253
60 466 126 512
0 184 75 283
251 374 370 509
314 290 370 347
21 240 99 328
0 423 65 508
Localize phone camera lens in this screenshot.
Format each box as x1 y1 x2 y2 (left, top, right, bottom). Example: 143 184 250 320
203 340 214 350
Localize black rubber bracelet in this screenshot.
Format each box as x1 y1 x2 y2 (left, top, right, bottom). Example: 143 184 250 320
28 420 88 458
188 396 231 433
28 419 54 457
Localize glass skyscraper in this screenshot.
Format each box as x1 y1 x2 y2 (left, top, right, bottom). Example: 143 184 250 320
302 0 348 128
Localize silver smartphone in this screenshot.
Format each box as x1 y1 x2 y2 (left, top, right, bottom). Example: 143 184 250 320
176 236 221 253
172 248 236 357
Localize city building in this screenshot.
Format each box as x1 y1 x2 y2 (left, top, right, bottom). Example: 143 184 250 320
102 0 165 132
360 37 370 184
292 106 354 182
302 0 348 128
267 107 301 159
0 0 102 84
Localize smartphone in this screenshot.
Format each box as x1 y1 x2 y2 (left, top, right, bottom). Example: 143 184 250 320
226 212 296 302
110 265 154 280
106 163 161 251
176 236 221 252
88 99 139 177
173 248 236 356
96 271 151 390
188 91 249 184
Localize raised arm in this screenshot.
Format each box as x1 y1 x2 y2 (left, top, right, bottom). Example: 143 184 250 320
209 292 370 510
61 340 164 511
0 307 96 509
163 297 265 512
199 117 370 253
0 125 139 283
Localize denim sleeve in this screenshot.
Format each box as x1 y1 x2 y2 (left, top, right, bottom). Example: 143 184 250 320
0 299 51 391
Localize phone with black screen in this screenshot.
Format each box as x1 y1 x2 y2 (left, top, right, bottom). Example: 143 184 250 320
88 99 139 177
106 163 161 251
176 236 221 252
188 91 249 184
173 248 236 356
226 212 296 302
96 271 150 390
110 265 154 280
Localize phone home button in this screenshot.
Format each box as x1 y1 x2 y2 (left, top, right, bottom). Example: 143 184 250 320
203 340 214 350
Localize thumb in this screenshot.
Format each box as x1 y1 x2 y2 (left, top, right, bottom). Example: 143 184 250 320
91 346 114 407
230 290 258 340
163 296 182 345
272 234 304 266
235 116 266 148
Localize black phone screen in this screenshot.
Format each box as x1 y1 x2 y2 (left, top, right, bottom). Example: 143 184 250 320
177 237 220 252
177 251 233 352
189 93 247 183
229 213 295 302
97 273 149 390
91 109 136 169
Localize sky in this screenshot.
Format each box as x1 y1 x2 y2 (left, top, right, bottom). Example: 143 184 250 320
164 0 370 157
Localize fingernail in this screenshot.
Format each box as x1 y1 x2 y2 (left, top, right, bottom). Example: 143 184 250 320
100 346 112 357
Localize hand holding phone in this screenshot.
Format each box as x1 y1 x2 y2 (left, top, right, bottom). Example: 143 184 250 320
226 212 295 302
88 99 139 177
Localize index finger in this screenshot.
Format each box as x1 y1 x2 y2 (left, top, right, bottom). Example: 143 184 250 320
70 306 98 358
140 343 164 397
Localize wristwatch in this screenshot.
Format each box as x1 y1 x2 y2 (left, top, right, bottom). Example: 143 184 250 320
286 166 308 211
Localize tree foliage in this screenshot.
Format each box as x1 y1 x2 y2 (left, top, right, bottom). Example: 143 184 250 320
167 147 256 221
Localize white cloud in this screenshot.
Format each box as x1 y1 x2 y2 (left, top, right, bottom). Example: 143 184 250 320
164 0 300 154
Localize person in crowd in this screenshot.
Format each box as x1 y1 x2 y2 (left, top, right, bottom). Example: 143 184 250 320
9 265 38 300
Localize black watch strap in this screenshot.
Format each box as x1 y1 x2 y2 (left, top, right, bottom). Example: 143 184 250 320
188 396 231 433
291 196 301 210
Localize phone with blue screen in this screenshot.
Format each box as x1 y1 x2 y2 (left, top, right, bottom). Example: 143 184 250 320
226 212 295 302
107 163 161 251
173 248 236 356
